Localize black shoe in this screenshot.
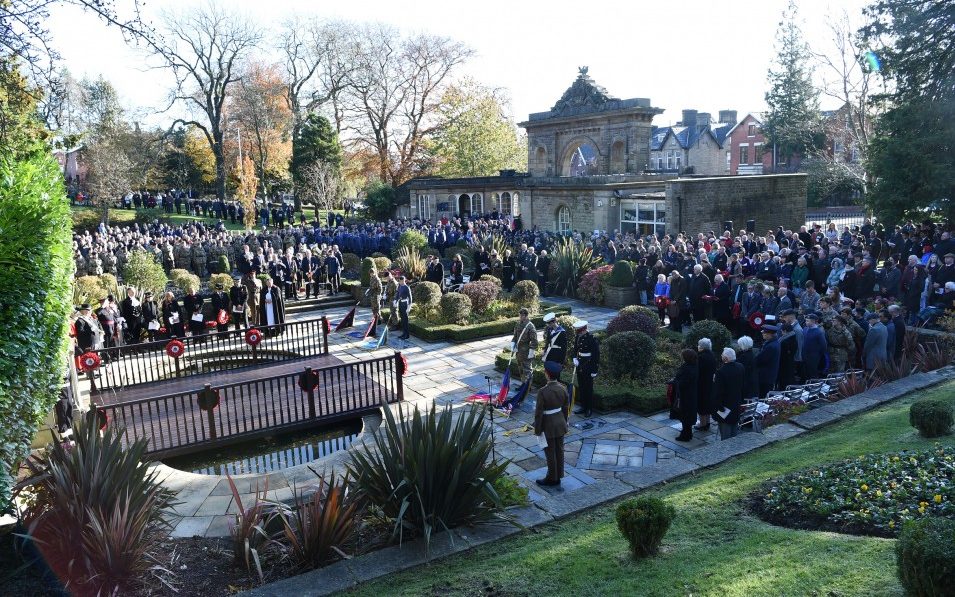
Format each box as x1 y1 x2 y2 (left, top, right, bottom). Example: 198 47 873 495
675 434 693 442
535 478 560 487
573 408 587 415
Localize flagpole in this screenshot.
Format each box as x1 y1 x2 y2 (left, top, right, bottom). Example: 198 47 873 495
485 375 496 462
569 365 578 414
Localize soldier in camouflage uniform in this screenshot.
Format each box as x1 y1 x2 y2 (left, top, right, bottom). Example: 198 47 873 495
191 243 207 277
74 253 87 277
384 270 399 329
162 243 175 273
89 253 103 276
115 246 128 276
175 242 193 272
101 248 116 276
510 308 539 386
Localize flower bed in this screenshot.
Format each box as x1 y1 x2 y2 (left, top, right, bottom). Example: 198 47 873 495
409 302 571 342
752 447 955 538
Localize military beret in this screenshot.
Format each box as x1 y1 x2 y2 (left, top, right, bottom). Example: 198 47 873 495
544 361 563 375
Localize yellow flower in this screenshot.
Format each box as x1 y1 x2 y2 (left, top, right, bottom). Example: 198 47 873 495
919 506 926 515
861 484 869 492
920 501 929 508
876 490 883 497
803 487 813 494
889 521 895 529
934 495 943 504
892 456 900 462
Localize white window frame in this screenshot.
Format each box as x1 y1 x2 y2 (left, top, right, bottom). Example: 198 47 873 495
725 150 731 171
739 143 749 165
512 192 520 216
557 206 571 233
620 200 666 236
471 193 483 215
417 194 431 220
747 124 756 137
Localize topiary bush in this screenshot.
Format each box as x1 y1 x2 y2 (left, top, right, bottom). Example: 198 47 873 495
479 274 502 288
1 149 73 513
606 331 656 379
607 260 635 287
122 250 168 297
512 280 540 313
216 254 230 275
910 400 954 438
208 273 234 292
606 305 659 338
685 320 733 354
557 314 578 366
395 229 428 253
896 516 955 597
412 281 442 310
440 292 473 325
460 281 499 313
73 275 110 306
169 268 199 291
615 496 675 558
374 256 392 275
360 257 377 287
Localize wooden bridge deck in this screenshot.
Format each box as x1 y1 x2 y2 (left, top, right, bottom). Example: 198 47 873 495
93 353 402 458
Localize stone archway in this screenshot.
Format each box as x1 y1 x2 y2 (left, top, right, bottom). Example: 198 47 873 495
458 194 471 217
560 136 601 177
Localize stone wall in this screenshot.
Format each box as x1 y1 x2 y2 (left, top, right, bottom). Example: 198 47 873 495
665 173 807 235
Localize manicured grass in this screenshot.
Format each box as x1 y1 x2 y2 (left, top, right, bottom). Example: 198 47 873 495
72 206 257 232
351 380 955 597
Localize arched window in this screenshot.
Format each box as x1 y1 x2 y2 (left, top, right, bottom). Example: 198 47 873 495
458 194 471 217
557 205 571 233
564 141 599 177
512 192 520 216
500 192 510 215
471 193 483 214
490 193 500 215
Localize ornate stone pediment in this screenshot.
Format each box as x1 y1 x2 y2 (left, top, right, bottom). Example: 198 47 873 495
551 67 618 114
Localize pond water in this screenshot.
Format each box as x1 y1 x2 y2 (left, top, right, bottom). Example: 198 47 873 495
164 419 362 476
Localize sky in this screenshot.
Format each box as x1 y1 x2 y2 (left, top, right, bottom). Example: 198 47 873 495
46 0 874 128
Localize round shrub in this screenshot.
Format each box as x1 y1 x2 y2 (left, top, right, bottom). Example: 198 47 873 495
479 274 502 288
615 496 675 558
910 400 954 438
341 253 361 276
607 260 634 287
512 280 540 312
440 293 472 325
460 281 499 313
360 257 378 287
412 281 442 309
606 331 656 379
396 229 428 253
208 273 234 292
577 264 613 304
419 246 441 259
374 256 392 273
897 517 955 597
606 305 659 338
685 320 733 354
371 252 388 258
73 275 110 305
216 254 230 275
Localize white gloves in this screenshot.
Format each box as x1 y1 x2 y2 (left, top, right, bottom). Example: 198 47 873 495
527 349 535 359
591 373 597 378
573 358 579 367
511 343 516 352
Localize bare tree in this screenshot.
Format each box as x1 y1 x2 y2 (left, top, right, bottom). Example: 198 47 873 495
149 3 262 200
299 159 341 219
340 24 473 185
810 10 877 194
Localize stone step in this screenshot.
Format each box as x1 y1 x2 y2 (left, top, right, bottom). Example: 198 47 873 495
285 294 356 314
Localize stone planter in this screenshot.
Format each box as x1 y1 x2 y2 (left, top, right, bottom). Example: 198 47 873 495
603 284 637 309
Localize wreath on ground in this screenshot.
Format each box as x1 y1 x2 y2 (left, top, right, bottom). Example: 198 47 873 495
750 447 955 538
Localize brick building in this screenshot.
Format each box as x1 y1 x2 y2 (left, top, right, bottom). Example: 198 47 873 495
400 70 807 235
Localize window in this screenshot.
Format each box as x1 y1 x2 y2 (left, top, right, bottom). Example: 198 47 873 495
512 192 520 216
675 153 682 170
666 150 674 170
850 145 860 162
657 157 663 170
557 206 571 233
833 140 844 154
471 193 484 214
754 143 763 162
748 124 756 137
499 192 510 214
417 194 431 220
725 150 731 171
739 144 749 165
621 200 666 237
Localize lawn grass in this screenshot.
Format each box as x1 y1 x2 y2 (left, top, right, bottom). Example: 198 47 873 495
72 206 263 232
350 380 955 597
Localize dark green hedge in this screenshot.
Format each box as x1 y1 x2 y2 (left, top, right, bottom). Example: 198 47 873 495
0 151 74 511
409 303 571 343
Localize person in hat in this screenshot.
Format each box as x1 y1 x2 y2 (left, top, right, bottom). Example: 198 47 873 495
533 360 569 487
229 277 249 330
934 252 955 294
510 308 539 386
72 304 101 353
97 295 122 350
243 267 263 326
541 313 566 368
802 312 828 379
673 348 699 442
211 282 231 333
572 320 600 417
862 311 888 370
777 322 799 389
141 291 160 342
755 324 781 398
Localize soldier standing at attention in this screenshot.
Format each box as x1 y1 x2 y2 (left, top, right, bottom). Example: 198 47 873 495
510 308 538 386
243 269 263 326
534 360 569 487
572 321 600 417
384 271 399 330
368 265 383 338
541 312 566 369
229 278 249 330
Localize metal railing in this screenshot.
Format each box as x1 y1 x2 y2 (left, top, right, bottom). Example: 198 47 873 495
91 316 329 393
805 207 868 231
98 352 403 458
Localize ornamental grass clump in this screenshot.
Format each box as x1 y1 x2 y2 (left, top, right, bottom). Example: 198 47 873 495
551 236 602 298
896 516 955 597
18 411 177 595
346 403 507 550
615 496 675 558
280 472 359 570
910 400 954 438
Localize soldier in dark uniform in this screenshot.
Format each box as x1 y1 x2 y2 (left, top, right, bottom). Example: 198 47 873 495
534 361 570 487
280 251 298 300
572 320 600 417
73 304 99 353
229 278 249 330
210 283 231 333
541 312 567 368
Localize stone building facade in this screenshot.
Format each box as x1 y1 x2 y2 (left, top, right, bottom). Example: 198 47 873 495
399 70 807 236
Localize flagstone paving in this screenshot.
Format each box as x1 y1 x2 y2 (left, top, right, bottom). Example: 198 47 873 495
79 296 714 538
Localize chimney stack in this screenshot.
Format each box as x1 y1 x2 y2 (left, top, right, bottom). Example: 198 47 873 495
718 110 738 125
681 109 698 128
697 112 712 127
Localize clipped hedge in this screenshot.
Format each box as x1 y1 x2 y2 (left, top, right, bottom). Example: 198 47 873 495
0 151 74 512
413 281 442 310
606 331 656 379
460 281 499 313
360 256 393 286
208 273 235 292
512 280 540 312
910 400 953 438
897 516 955 597
606 305 659 338
607 260 635 288
395 229 428 253
440 293 472 325
412 303 572 343
684 319 733 354
341 253 361 277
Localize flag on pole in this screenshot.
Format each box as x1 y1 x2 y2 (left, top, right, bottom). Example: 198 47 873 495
496 369 511 406
334 306 356 331
362 326 388 350
502 379 530 410
567 367 578 415
362 315 377 339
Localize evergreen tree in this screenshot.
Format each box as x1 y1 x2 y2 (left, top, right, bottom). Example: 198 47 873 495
763 0 822 170
291 113 342 211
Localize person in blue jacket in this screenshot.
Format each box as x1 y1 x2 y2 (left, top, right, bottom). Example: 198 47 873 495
801 312 829 379
755 324 781 398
